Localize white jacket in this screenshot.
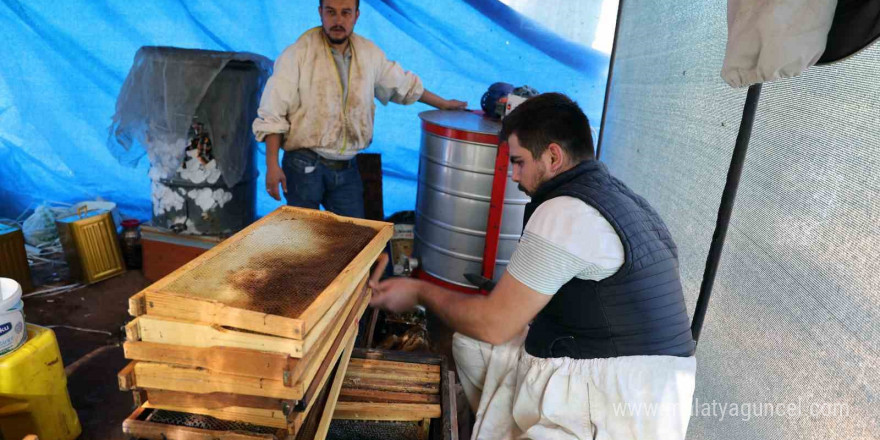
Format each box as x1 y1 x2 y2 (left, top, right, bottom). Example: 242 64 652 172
252 27 424 156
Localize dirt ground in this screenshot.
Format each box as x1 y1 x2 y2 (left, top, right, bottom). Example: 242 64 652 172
23 270 149 440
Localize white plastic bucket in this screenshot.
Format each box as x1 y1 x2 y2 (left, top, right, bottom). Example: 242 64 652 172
0 277 27 356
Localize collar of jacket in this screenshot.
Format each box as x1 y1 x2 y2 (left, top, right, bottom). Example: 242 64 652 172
530 159 604 203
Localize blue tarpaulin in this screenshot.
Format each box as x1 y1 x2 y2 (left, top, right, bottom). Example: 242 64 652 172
0 0 609 221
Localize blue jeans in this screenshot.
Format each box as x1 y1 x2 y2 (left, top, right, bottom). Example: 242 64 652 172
282 149 365 218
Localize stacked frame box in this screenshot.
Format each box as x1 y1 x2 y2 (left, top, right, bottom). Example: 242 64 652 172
117 206 392 439
328 348 458 440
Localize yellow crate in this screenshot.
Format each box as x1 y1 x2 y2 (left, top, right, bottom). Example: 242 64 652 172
0 224 33 293
56 208 125 284
0 324 81 440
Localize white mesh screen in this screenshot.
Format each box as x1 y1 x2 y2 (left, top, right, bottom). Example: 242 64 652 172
599 1 878 438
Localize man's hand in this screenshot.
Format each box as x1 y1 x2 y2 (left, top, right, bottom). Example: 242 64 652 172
369 252 419 313
369 252 418 313
265 164 287 201
370 277 421 313
368 254 421 313
419 90 468 111
442 99 468 110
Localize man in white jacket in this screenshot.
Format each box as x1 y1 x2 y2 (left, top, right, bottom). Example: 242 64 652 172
253 0 466 217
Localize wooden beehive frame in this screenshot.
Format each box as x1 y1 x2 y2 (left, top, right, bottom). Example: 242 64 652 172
124 321 359 439
311 332 356 439
128 207 392 340
123 347 458 440
125 315 305 357
122 405 284 440
142 400 289 430
291 322 358 436
123 273 369 377
333 402 441 421
133 390 295 414
120 282 371 401
333 349 457 440
334 356 442 421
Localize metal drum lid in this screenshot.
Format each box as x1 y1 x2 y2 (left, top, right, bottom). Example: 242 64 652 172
419 110 501 145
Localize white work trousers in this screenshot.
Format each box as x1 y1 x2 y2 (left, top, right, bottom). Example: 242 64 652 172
452 332 697 440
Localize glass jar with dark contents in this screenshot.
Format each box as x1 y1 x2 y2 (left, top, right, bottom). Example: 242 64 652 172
120 219 142 269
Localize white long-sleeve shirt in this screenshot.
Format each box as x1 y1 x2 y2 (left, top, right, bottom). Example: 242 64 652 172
253 27 425 159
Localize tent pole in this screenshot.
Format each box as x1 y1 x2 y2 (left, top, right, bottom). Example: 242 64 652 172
595 0 624 160
692 83 762 345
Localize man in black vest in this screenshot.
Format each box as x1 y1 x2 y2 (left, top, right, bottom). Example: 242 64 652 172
370 93 697 439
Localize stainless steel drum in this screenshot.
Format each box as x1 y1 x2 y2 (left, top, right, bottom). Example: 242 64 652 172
415 110 530 287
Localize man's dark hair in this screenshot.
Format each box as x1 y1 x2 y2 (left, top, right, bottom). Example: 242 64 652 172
500 92 595 162
320 0 360 10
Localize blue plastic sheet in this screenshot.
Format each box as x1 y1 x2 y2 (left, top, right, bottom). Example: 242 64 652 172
0 0 609 221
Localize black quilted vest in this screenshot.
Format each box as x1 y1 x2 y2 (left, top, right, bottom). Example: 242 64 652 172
523 160 695 359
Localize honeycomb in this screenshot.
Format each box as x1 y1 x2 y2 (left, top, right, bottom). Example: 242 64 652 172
162 210 378 318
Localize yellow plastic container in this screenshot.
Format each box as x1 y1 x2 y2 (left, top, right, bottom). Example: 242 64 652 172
0 324 81 440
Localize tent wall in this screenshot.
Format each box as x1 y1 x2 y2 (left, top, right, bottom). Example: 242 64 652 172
0 0 610 221
601 1 878 438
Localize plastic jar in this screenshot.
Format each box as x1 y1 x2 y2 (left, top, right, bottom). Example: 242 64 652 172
0 278 26 356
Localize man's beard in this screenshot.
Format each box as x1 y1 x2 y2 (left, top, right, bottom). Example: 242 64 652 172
324 26 349 45
517 165 548 198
